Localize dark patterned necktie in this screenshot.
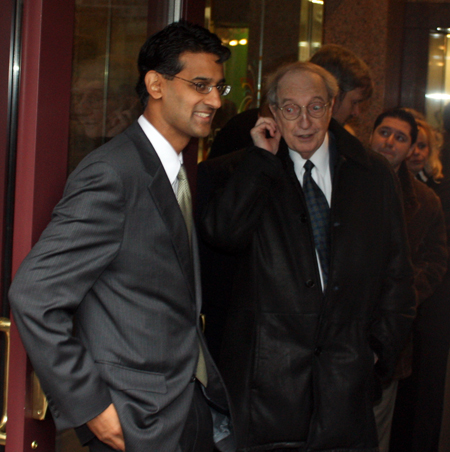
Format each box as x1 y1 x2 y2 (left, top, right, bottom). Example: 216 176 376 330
302 160 330 288
176 165 208 387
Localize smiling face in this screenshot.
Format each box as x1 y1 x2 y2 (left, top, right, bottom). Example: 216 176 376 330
370 117 415 172
144 51 224 152
270 70 333 160
332 87 366 125
406 126 430 175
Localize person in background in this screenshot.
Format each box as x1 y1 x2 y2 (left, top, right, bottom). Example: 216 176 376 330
390 117 450 452
310 44 373 126
370 108 447 452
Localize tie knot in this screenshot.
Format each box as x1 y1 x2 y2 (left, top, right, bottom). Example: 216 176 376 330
304 160 314 172
178 165 187 182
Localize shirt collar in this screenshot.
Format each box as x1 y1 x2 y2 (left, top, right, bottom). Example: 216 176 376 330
138 115 183 185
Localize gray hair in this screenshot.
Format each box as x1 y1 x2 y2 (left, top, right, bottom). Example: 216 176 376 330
266 61 339 106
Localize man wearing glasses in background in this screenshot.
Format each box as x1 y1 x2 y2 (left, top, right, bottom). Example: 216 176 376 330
198 62 415 451
9 21 234 452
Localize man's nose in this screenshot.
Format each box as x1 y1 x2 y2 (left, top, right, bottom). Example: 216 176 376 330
204 87 222 109
297 108 312 127
386 134 395 147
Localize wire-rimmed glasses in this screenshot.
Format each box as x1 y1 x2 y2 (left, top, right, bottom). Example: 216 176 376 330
170 75 231 96
277 102 330 120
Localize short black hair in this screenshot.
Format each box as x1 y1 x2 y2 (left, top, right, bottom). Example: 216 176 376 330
310 44 373 101
373 108 418 145
136 20 231 106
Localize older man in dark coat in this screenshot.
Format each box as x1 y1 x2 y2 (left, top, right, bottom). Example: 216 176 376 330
198 62 415 451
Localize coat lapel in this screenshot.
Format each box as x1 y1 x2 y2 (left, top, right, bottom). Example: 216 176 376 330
124 122 196 299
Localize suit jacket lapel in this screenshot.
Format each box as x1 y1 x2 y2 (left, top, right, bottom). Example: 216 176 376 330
124 122 196 299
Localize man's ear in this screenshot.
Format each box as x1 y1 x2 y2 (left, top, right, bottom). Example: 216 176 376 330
329 96 336 110
269 104 277 118
145 71 163 100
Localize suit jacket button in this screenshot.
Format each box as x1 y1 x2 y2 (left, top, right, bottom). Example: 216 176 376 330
314 347 322 356
305 279 315 288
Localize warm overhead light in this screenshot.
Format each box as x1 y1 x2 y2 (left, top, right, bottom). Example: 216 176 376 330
239 39 248 46
309 0 324 3
229 40 238 46
425 93 450 100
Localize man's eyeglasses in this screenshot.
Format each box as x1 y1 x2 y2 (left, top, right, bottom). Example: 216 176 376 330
169 75 231 96
277 102 330 120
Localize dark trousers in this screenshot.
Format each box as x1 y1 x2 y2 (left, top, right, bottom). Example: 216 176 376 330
88 381 214 452
179 380 214 452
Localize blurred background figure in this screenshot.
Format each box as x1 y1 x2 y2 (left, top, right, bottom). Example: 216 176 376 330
391 116 450 452
310 44 373 129
370 108 447 452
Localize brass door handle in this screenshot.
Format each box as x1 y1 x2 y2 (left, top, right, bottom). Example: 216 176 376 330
0 317 11 445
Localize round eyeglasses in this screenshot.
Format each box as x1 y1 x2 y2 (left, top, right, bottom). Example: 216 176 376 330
170 75 231 96
277 102 330 120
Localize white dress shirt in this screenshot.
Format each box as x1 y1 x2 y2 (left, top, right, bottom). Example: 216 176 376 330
138 115 183 195
289 133 332 290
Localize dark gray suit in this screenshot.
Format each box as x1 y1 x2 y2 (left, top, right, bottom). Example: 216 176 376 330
9 121 233 452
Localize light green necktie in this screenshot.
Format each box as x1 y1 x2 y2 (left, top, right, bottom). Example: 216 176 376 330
176 165 208 387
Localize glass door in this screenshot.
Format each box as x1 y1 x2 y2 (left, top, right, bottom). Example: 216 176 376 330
425 29 450 130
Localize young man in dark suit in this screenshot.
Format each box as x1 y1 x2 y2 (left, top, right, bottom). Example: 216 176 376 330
9 21 234 452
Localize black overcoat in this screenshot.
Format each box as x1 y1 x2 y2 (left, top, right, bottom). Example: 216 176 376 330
199 120 416 452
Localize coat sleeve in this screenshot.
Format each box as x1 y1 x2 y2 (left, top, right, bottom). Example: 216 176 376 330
412 192 448 304
9 160 126 430
369 168 416 381
199 146 284 252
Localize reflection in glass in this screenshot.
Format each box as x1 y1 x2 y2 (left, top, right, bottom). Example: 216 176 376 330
299 0 324 62
426 31 450 130
68 0 147 174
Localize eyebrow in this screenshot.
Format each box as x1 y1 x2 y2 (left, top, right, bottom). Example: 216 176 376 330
379 126 409 139
279 95 326 104
191 76 227 84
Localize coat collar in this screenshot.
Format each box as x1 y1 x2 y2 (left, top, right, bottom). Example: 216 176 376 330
124 121 196 297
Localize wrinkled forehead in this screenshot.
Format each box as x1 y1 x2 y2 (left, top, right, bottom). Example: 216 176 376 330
277 70 328 104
